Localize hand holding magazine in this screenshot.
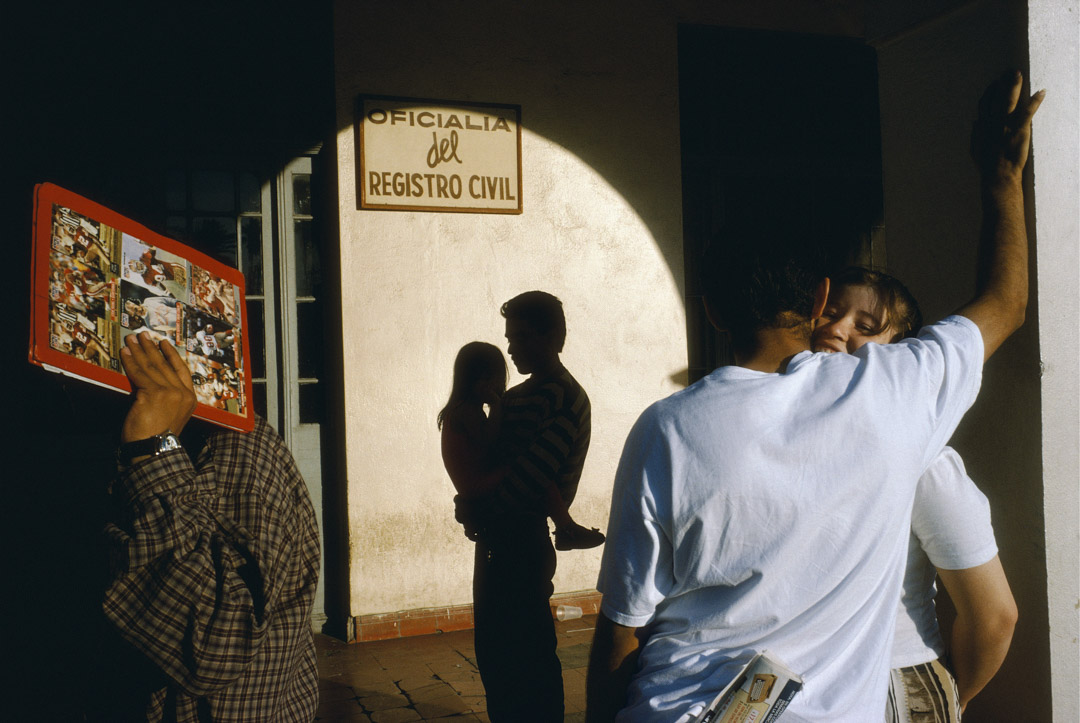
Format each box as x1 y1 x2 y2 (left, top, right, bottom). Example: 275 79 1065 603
29 183 254 432
694 651 803 723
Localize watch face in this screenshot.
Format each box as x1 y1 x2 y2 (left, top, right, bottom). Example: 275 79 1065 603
158 434 182 453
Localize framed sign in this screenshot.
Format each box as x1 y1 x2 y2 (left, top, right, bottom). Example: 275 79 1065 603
356 95 522 214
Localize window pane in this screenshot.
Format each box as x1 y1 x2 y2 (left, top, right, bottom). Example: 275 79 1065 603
192 216 238 267
240 217 264 295
294 219 320 297
246 300 266 379
165 215 187 238
252 381 267 420
299 382 322 424
192 171 234 213
238 172 262 213
292 173 311 215
165 170 187 211
296 299 322 379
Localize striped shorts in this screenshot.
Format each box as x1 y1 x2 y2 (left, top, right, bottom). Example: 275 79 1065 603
885 659 962 723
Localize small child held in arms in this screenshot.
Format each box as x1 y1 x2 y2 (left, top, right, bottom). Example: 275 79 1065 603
439 341 605 551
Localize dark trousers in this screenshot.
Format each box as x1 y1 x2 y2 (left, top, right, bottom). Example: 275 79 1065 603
473 515 563 722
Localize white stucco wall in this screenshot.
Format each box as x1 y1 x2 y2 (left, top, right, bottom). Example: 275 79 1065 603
333 1 688 614
1029 1 1080 718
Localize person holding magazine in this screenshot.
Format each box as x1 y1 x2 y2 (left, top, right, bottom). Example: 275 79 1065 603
95 332 321 721
812 267 1017 720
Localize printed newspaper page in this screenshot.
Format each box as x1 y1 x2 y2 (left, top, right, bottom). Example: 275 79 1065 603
694 651 803 723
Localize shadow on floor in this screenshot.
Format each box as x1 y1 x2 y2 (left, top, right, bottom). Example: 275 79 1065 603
315 614 597 722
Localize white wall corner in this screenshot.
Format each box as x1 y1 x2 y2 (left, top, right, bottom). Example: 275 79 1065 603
1029 0 1080 720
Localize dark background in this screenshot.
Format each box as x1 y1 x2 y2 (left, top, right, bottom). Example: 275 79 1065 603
4 3 334 717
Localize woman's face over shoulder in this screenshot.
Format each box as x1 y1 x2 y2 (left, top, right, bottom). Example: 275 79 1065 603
812 284 896 354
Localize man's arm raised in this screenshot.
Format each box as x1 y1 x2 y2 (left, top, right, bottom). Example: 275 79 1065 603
955 71 1045 361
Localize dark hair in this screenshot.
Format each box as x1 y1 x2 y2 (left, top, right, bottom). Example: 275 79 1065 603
830 267 923 340
701 226 826 346
437 341 507 429
500 291 567 352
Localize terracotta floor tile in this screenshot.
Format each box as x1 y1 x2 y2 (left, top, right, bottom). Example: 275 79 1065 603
314 615 597 721
414 693 473 719
458 694 486 712
556 642 592 669
406 681 458 703
429 658 470 671
351 681 402 697
335 664 397 687
447 679 485 697
320 681 361 703
370 708 422 723
564 671 587 695
317 696 366 717
357 692 411 712
316 711 373 723
339 673 396 692
396 675 440 692
395 666 441 682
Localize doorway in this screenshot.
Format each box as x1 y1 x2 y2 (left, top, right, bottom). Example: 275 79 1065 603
678 25 885 380
161 152 331 626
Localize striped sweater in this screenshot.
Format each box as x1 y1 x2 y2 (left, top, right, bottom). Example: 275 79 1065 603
495 365 591 515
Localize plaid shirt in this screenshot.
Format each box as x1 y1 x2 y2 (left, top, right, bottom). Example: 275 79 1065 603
104 416 320 722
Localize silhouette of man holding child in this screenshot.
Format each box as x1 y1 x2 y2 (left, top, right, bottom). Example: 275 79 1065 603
440 290 603 722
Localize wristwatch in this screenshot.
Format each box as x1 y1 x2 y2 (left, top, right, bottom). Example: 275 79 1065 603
117 432 183 466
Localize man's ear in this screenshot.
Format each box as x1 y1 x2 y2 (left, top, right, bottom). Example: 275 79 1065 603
811 278 830 321
702 297 728 332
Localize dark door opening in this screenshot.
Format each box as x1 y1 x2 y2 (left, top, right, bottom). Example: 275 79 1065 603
678 24 885 380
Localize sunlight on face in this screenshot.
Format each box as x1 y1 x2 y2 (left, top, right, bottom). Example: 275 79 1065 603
812 284 896 354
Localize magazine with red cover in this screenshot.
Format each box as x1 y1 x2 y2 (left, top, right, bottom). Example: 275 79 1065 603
29 183 255 433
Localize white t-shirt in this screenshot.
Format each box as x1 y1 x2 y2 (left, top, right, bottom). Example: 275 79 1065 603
597 316 983 723
892 447 998 668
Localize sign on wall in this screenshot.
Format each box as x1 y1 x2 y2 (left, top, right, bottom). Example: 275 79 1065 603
356 95 522 214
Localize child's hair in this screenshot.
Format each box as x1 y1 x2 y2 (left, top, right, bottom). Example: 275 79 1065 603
830 267 923 340
437 341 508 429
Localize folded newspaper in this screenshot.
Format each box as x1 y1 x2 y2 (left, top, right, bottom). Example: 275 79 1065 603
694 651 803 723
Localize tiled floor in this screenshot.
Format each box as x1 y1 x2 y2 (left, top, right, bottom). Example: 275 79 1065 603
315 614 598 722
